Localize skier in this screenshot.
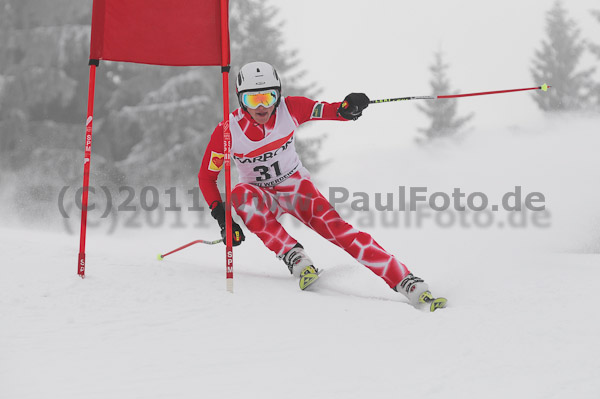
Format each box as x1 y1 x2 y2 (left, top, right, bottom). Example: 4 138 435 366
198 61 445 310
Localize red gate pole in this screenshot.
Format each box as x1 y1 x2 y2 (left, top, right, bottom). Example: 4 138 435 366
77 59 99 278
220 0 233 292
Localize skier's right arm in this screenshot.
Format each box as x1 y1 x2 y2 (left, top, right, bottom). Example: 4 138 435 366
198 123 245 246
198 123 225 209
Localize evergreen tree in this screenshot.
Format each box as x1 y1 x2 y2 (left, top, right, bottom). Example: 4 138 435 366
530 1 595 112
0 0 121 182
0 0 326 191
590 9 600 106
591 10 600 58
416 50 472 142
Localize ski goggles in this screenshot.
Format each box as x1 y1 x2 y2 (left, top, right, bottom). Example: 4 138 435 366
240 89 279 109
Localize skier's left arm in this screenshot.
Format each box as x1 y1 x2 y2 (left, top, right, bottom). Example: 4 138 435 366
336 93 370 121
286 93 370 126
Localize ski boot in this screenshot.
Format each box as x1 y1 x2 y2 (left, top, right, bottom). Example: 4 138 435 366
395 273 447 312
279 243 320 290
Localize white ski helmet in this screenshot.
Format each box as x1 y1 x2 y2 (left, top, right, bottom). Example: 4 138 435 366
236 61 282 109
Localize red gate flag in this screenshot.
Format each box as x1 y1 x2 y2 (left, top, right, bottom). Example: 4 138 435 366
90 0 229 66
80 0 231 279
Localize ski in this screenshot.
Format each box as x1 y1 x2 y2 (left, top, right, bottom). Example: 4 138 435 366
419 291 448 312
299 266 322 291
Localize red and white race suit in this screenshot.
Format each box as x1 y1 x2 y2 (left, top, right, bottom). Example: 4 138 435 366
198 96 410 288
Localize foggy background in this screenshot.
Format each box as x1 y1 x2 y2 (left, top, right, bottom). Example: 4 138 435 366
0 0 599 252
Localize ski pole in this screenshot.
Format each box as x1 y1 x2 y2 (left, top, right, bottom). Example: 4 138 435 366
157 238 224 260
370 84 550 104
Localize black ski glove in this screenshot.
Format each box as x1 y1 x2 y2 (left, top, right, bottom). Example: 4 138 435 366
337 93 370 120
210 202 245 246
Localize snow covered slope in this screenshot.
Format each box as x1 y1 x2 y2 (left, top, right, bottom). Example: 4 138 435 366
2 227 599 399
2 115 600 398
2 225 600 399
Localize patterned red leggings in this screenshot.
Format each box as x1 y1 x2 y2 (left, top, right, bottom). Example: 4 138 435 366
231 171 410 288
